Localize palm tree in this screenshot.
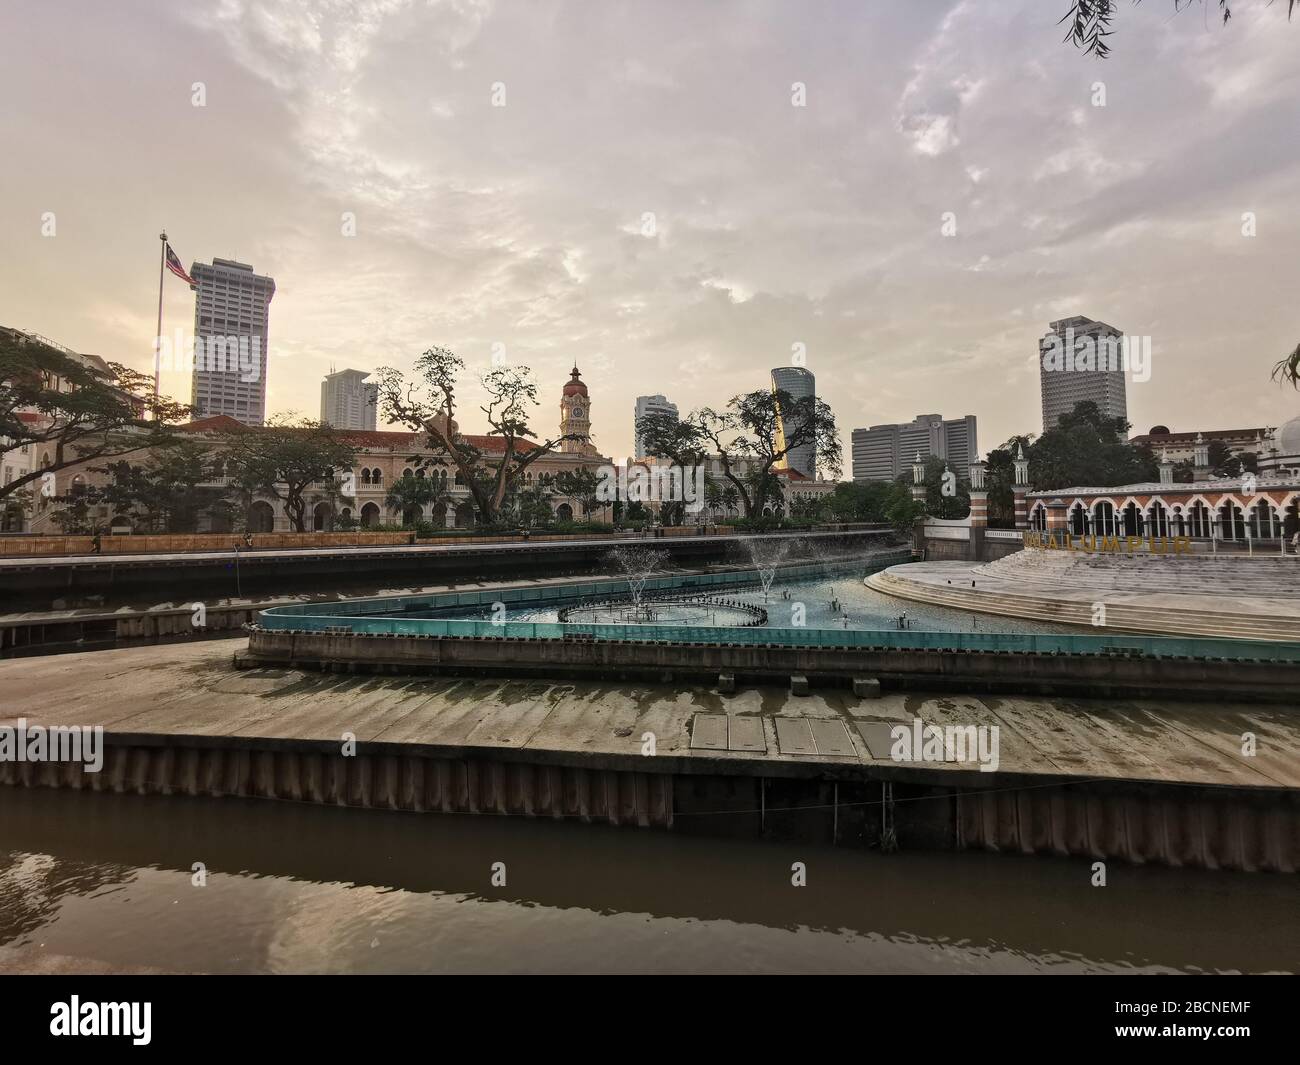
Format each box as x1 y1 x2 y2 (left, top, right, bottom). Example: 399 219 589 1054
385 470 451 527
1273 343 1300 389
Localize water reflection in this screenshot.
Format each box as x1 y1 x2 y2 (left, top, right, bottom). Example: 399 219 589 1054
0 789 1293 973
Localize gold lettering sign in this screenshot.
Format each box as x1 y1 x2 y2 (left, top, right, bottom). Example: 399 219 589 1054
1022 531 1192 555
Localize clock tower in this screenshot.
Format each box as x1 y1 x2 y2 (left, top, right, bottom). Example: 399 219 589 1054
559 364 597 455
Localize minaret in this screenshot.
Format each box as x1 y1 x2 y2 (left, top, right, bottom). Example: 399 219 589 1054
559 364 595 455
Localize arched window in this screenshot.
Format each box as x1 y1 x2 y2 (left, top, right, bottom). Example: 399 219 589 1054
371 469 383 486
1146 502 1169 537
1171 506 1186 537
1250 499 1278 539
402 467 413 479
1069 503 1086 535
361 502 381 528
1031 505 1047 532
1122 501 1141 536
361 468 372 485
1218 502 1245 540
1188 502 1211 537
1094 500 1116 536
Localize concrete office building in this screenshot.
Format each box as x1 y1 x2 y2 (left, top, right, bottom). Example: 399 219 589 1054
321 369 379 431
190 258 275 425
1039 316 1127 432
770 366 816 478
633 395 679 459
851 413 978 482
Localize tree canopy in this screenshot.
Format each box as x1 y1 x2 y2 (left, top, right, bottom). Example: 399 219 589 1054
0 327 189 502
375 347 583 525
636 388 840 519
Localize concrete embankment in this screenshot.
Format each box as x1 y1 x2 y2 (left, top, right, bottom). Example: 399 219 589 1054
239 627 1300 703
2 642 1297 872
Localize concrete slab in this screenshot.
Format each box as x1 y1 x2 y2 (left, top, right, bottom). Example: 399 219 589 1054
690 714 728 751
774 718 816 756
727 717 766 753
809 719 856 757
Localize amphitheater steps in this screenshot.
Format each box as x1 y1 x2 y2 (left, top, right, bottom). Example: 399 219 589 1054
866 570 1300 643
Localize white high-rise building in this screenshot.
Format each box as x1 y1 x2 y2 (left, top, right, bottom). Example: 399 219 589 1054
321 369 378 430
770 366 816 478
190 258 275 425
633 394 679 459
1038 316 1127 432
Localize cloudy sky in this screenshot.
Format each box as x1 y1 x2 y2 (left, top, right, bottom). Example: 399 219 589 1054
2 0 1298 467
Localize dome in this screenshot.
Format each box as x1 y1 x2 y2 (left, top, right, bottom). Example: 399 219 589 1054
562 365 588 397
1148 424 1170 435
1278 413 1300 456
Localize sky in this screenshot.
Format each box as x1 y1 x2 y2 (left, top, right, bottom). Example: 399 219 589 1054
2 0 1298 470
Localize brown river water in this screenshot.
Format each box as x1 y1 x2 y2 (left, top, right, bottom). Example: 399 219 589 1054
0 788 1295 974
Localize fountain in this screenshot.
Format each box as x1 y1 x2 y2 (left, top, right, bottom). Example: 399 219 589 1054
604 545 670 622
742 538 790 601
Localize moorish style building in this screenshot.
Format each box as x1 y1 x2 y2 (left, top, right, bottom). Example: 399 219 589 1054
12 364 614 534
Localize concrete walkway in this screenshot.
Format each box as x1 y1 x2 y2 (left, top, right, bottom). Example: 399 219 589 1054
1 641 1296 791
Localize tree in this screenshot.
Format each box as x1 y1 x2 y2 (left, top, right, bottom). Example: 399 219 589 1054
1062 1 1294 60
91 439 232 533
220 416 357 533
637 389 840 519
0 327 190 503
376 347 584 525
1207 439 1257 478
385 469 451 527
552 467 603 521
1028 401 1156 490
823 480 922 529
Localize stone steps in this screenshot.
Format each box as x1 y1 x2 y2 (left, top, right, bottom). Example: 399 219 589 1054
866 571 1300 643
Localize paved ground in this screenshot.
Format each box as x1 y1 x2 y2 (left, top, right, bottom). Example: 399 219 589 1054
884 560 1300 619
2 641 1296 789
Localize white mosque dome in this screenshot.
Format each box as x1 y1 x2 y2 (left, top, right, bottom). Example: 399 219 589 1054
1279 413 1300 457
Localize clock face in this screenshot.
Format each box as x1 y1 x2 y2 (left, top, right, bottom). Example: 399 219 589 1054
571 407 584 418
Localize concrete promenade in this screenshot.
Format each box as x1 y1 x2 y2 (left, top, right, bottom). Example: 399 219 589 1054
3 640 1297 789
868 558 1300 641
4 641 1297 869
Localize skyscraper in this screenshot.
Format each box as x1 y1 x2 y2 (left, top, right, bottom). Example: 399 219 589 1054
321 369 378 430
190 258 275 425
851 413 978 482
633 394 678 459
1038 316 1127 432
770 366 816 478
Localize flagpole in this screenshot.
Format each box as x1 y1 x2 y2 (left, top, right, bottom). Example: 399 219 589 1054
154 231 167 416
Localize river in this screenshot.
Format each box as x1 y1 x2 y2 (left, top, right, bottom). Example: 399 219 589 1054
1 788 1293 974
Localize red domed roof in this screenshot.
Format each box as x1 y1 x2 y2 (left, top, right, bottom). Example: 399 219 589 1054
563 364 588 396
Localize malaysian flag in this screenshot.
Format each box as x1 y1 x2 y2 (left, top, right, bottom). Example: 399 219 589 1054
165 243 196 286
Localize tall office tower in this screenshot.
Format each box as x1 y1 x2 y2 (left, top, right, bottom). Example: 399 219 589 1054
770 366 816 477
190 258 275 425
851 413 979 482
633 394 679 459
1038 315 1127 432
320 369 378 430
